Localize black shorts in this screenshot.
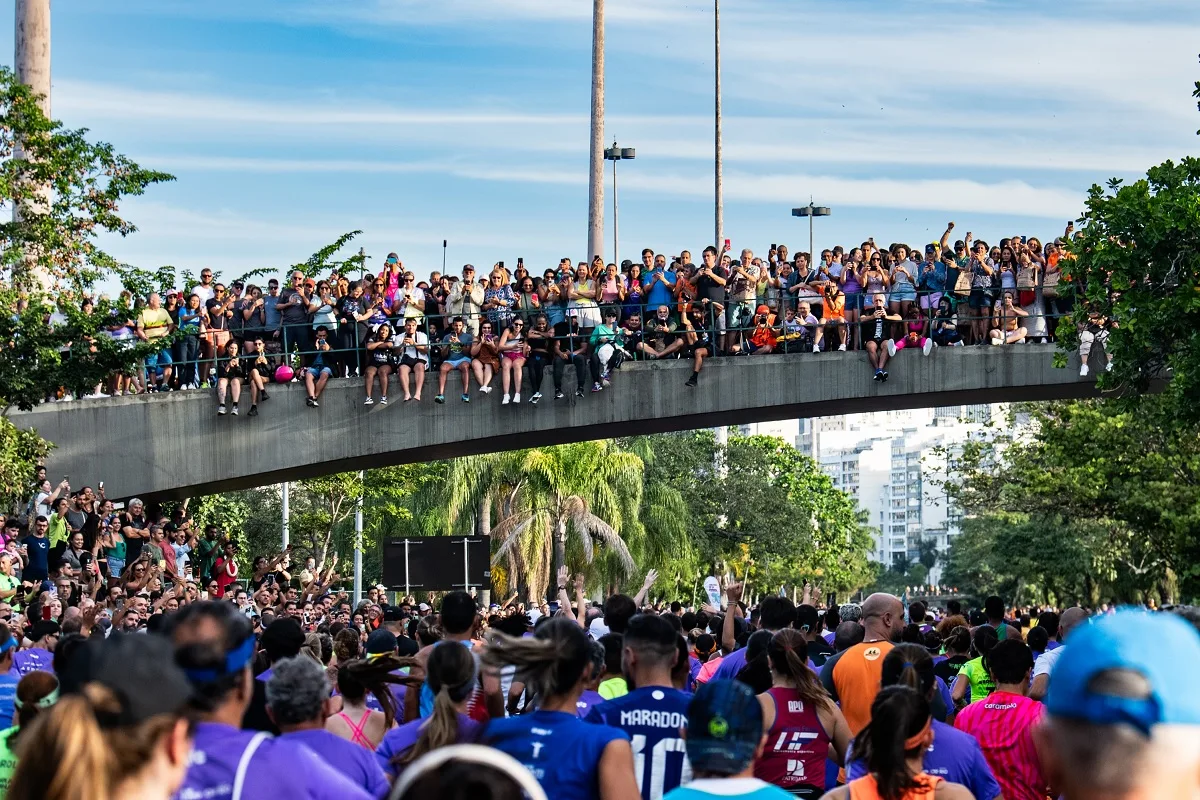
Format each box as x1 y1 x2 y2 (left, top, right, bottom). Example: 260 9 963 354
399 354 425 368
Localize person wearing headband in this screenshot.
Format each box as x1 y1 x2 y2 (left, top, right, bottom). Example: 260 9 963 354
0 669 58 795
5 635 190 800
821 685 972 800
168 601 374 800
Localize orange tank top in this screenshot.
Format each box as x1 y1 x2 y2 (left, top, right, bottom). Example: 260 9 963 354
848 773 942 800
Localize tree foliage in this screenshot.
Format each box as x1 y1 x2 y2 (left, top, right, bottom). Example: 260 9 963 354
1054 68 1200 419
0 67 174 289
939 398 1199 605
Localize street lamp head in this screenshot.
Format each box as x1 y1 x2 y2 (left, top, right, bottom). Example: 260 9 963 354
620 148 636 160
813 207 832 217
792 206 832 217
791 207 812 218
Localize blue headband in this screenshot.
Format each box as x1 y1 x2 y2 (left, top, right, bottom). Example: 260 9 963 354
0 637 16 656
183 634 256 685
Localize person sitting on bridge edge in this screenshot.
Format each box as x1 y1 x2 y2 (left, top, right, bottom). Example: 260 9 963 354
303 325 335 408
682 299 721 387
863 293 902 382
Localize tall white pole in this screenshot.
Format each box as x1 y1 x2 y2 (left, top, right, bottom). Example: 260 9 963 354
714 0 723 251
13 0 51 289
352 471 364 605
809 204 815 262
587 0 606 262
281 482 290 549
14 0 50 122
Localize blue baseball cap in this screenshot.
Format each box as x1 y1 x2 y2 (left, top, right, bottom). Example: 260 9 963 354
1045 610 1200 735
685 680 763 775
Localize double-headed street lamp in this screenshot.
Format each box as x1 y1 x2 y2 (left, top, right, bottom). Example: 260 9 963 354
604 142 636 267
792 202 832 262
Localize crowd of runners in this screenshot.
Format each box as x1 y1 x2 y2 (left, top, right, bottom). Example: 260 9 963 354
0 516 1192 800
40 221 1117 411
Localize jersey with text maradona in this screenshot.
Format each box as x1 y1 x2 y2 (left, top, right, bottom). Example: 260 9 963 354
584 686 693 800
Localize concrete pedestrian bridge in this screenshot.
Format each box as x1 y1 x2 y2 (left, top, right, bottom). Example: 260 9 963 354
12 344 1103 500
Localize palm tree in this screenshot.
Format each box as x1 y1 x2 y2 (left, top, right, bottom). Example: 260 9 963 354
442 441 644 601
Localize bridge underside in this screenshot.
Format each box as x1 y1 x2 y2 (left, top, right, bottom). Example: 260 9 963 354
12 344 1106 500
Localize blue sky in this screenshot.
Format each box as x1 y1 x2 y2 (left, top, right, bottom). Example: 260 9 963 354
5 0 1199 279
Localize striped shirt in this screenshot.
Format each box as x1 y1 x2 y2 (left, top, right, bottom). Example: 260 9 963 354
953 691 1049 800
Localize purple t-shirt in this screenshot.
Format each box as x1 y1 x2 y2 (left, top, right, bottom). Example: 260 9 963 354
714 646 818 682
374 713 481 778
847 719 1002 800
177 722 375 800
575 689 605 719
281 728 389 798
12 648 52 676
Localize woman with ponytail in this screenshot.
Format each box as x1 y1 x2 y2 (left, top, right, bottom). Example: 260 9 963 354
0 669 58 793
327 654 406 749
6 635 193 800
820 685 973 800
375 639 481 780
932 627 971 687
482 617 639 800
951 625 998 707
755 629 851 797
846 645 1001 800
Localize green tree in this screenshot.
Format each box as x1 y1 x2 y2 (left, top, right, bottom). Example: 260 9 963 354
939 399 1200 604
0 416 51 514
0 67 174 289
1054 71 1200 420
442 442 644 601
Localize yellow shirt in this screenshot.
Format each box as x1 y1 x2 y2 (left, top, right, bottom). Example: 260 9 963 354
138 307 172 339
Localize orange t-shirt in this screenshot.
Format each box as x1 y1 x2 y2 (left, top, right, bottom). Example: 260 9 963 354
823 640 894 735
824 293 846 320
848 774 942 800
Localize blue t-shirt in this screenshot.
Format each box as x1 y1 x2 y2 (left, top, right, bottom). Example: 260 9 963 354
645 269 677 310
847 719 1001 800
419 640 473 718
665 777 793 800
0 672 17 729
485 708 629 800
584 686 693 800
20 536 48 580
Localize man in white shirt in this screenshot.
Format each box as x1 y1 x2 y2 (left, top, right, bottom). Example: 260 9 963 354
1030 606 1088 700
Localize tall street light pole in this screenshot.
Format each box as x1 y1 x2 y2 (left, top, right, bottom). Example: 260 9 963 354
792 202 832 262
587 0 606 262
604 143 636 268
714 0 723 251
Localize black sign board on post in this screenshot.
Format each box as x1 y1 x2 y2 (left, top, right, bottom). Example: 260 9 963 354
381 536 491 595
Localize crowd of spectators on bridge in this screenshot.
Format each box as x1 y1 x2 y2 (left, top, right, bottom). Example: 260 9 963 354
41 220 1115 413
0 457 1194 800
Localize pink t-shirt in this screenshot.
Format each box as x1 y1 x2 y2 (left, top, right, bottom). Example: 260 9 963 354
954 690 1049 800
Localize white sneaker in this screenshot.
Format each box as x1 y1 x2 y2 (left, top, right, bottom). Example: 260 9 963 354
813 344 820 353
1079 363 1089 377
501 394 510 405
885 340 897 357
364 397 374 405
837 343 847 352
513 393 521 404
481 385 493 394
990 335 1002 346
922 339 934 356
1106 361 1114 372
380 396 388 405
953 340 965 347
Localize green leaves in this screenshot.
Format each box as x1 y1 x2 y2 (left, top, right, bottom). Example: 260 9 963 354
0 66 174 291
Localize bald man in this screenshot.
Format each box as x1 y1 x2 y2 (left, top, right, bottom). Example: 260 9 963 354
819 593 906 734
1029 606 1088 701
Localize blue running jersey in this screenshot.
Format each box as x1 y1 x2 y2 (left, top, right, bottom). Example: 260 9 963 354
485 709 629 800
585 686 693 800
